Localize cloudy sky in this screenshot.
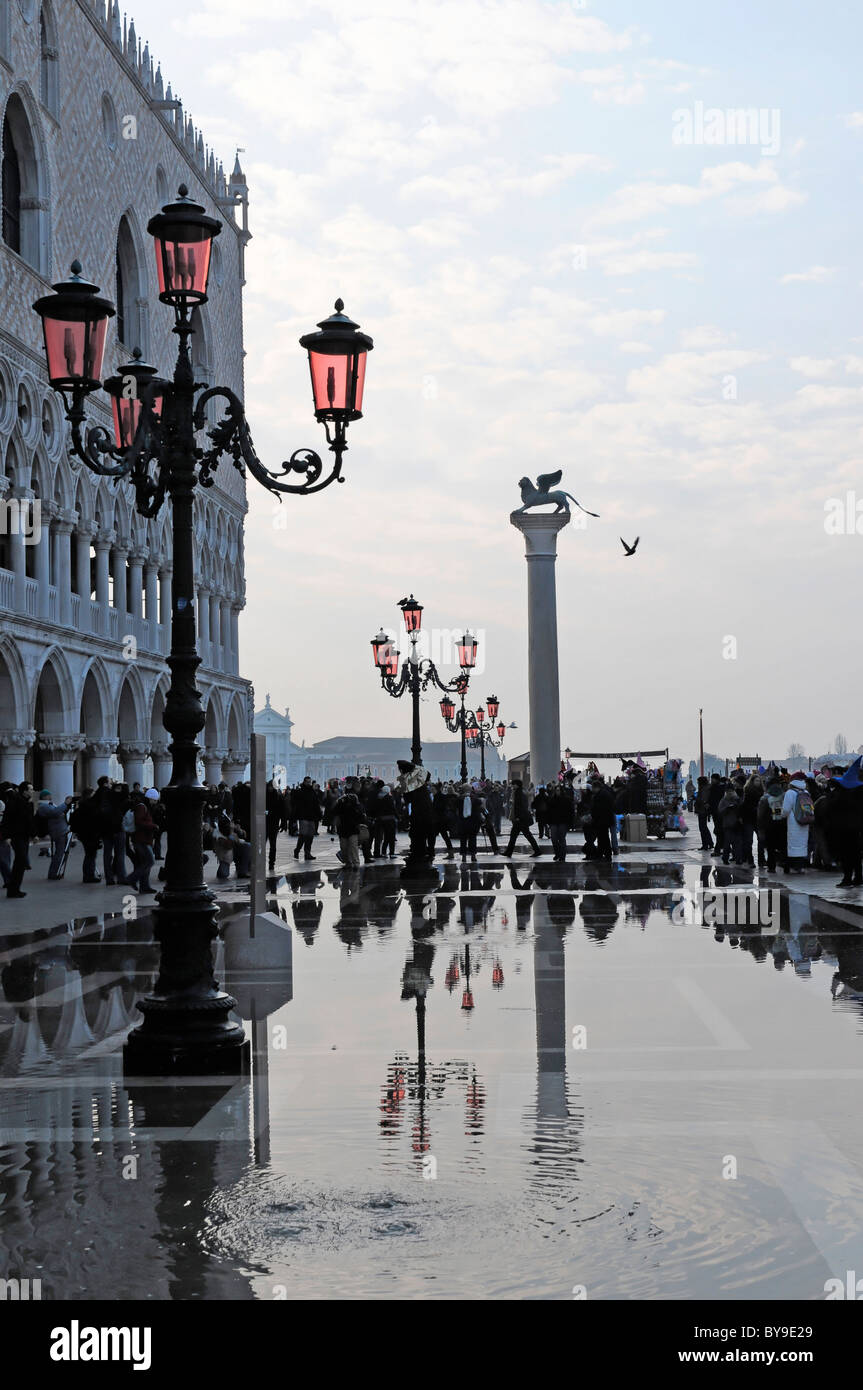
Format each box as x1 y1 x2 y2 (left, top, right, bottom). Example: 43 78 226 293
142 0 861 765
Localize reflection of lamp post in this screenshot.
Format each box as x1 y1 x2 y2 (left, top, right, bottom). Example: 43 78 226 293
33 187 373 1078
443 941 504 1009
371 600 477 767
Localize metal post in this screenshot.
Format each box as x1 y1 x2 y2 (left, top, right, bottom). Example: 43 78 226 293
459 692 468 782
410 643 422 766
124 319 248 1076
479 728 486 780
699 709 704 778
250 732 267 928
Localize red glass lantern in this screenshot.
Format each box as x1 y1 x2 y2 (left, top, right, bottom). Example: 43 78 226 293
486 695 500 720
476 706 485 724
383 647 401 678
461 988 474 1011
147 185 222 306
466 726 479 745
33 262 115 395
104 351 165 450
371 628 392 669
497 721 506 740
398 594 423 633
440 696 455 722
300 299 373 422
458 631 478 669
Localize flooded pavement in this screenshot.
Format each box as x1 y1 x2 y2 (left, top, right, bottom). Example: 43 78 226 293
3 856 863 1300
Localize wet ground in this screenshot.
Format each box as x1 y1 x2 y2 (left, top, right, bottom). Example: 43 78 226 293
3 845 863 1300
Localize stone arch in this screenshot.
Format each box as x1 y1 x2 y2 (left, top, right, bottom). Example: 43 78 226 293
39 3 59 120
116 666 146 742
79 659 110 742
150 676 168 742
226 691 245 752
115 209 149 357
1 86 50 274
0 635 26 729
73 472 94 524
32 647 74 731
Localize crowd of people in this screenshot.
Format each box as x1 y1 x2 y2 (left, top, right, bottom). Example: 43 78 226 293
4 756 862 897
688 763 863 886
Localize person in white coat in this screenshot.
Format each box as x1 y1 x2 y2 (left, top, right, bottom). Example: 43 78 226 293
781 771 811 873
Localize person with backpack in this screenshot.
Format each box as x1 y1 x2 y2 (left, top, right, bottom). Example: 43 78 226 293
781 771 814 872
694 775 713 850
757 773 787 872
718 782 744 865
35 790 70 879
125 792 156 894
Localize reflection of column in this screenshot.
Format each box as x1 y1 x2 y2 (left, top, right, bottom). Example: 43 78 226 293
0 729 36 782
87 738 118 783
150 741 172 788
532 894 568 1118
509 510 570 785
119 740 150 788
39 734 86 801
55 511 74 626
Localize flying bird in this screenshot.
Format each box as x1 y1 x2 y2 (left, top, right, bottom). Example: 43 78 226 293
620 537 640 557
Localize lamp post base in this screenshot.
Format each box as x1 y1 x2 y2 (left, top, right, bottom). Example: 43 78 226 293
123 996 250 1077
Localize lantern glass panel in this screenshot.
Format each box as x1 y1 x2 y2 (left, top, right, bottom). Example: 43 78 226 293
308 350 363 417
497 722 506 740
486 697 499 719
154 233 212 302
111 391 163 451
43 316 108 387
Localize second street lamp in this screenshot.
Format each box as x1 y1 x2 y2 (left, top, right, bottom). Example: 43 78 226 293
442 689 509 782
32 185 374 1077
371 598 476 767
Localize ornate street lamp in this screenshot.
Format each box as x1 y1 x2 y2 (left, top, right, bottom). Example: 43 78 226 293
370 599 474 768
33 185 374 1078
443 692 510 781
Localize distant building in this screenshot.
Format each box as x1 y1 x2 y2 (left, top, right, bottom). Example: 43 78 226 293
253 694 306 785
304 736 506 786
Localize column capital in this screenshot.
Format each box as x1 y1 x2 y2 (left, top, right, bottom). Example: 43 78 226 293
1 727 37 752
40 498 59 523
150 741 171 760
87 738 119 756
114 532 130 553
205 747 229 762
75 516 98 538
510 509 571 557
39 733 87 759
54 511 76 533
95 530 115 549
119 740 151 759
128 544 148 562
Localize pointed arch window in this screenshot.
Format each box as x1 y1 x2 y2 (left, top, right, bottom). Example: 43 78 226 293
115 215 149 355
1 95 48 272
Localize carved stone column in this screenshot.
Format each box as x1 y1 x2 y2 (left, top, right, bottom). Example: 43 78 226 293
55 510 75 627
150 740 173 788
87 738 119 784
203 746 228 787
118 739 151 789
113 535 129 617
36 498 57 620
0 728 36 783
222 752 248 787
39 733 87 801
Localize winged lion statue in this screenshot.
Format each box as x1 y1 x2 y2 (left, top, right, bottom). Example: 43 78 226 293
515 470 599 517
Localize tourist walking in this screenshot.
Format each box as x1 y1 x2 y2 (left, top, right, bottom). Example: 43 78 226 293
292 776 320 861
36 790 70 879
695 775 713 849
503 779 540 857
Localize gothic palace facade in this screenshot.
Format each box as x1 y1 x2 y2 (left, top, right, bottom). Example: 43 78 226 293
0 0 252 797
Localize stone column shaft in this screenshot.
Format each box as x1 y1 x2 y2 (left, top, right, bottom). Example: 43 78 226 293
510 510 570 786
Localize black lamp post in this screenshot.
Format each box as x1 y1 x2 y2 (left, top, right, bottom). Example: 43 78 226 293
440 678 507 782
370 600 476 768
32 185 373 1076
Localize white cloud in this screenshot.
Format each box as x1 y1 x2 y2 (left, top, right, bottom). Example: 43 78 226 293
780 266 837 284
590 161 804 228
591 308 665 337
789 357 835 377
680 325 733 349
